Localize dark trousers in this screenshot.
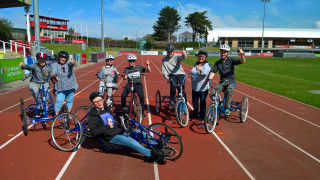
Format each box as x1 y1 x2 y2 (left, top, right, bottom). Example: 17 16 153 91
121 83 145 113
192 90 208 119
169 74 186 103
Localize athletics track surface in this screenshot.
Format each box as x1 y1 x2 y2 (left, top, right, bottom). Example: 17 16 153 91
0 55 319 180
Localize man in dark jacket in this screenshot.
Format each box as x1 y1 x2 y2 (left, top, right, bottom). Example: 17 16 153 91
87 91 165 163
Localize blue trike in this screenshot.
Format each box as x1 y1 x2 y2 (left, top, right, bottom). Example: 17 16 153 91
204 80 249 133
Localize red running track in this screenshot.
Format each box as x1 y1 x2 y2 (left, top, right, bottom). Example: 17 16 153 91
0 55 319 180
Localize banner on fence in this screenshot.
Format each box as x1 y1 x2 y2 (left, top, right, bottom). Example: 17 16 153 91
0 58 24 83
82 54 87 64
262 53 274 57
119 51 138 55
141 51 158 55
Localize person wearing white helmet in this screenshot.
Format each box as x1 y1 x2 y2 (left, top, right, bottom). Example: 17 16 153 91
121 54 150 118
161 44 187 109
96 54 120 105
207 44 245 116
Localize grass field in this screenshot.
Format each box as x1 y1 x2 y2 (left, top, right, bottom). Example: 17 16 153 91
184 56 320 108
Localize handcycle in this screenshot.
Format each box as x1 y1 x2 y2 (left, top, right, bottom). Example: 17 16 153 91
204 80 249 133
155 74 194 128
20 72 68 136
51 105 184 161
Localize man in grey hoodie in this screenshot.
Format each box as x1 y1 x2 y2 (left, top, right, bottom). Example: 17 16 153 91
161 44 187 109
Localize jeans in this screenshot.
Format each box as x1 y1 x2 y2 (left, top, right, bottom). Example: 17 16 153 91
109 132 151 157
55 89 75 111
192 90 208 119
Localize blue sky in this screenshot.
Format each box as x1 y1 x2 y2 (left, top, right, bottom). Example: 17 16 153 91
1 0 319 40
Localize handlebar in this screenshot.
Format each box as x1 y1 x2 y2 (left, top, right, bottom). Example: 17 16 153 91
210 80 237 89
170 73 196 87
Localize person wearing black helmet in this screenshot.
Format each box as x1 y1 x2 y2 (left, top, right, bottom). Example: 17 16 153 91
207 44 245 116
162 44 187 109
19 52 54 109
51 51 78 115
190 50 211 121
87 91 166 164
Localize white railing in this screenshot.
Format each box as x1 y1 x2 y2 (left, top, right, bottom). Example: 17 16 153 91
0 40 54 58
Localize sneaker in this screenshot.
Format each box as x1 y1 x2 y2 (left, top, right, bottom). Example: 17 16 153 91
224 108 230 116
169 103 175 110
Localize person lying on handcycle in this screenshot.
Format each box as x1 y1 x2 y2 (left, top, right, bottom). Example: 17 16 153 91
19 52 55 109
87 91 166 163
121 54 150 118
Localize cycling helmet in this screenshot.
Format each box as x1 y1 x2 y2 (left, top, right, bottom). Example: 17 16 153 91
165 44 175 52
58 51 69 60
105 54 114 60
89 91 102 101
219 44 230 51
127 54 137 61
36 52 48 60
197 50 208 57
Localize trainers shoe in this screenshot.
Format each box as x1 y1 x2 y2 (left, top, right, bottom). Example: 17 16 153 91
224 108 230 116
169 103 175 110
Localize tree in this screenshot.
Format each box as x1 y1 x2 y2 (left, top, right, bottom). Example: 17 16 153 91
142 34 154 42
179 31 192 42
68 27 75 36
152 6 181 42
0 18 13 41
185 11 213 42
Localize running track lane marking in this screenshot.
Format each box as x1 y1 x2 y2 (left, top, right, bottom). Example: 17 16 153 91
212 132 255 180
236 90 320 128
142 56 160 180
248 115 320 164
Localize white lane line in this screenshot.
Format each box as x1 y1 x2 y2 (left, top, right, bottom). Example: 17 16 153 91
0 97 33 114
55 146 81 180
237 90 320 128
212 132 255 180
0 124 33 150
249 115 320 164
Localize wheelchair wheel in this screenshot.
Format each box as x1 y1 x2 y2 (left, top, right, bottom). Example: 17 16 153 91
155 90 161 114
119 113 133 132
20 98 28 136
147 123 183 160
135 102 143 124
204 103 218 133
74 106 93 137
51 112 83 152
174 99 189 127
240 96 249 123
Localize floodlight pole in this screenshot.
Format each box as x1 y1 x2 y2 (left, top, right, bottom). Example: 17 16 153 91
101 0 104 52
261 0 270 54
48 9 52 43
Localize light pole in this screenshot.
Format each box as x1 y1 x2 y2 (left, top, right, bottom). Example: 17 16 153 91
136 31 138 50
101 0 104 52
261 0 270 54
48 9 52 43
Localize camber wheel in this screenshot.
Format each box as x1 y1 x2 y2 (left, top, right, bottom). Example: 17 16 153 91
51 112 83 152
74 106 93 137
240 96 249 123
174 100 189 127
20 98 28 136
147 123 183 160
204 103 218 133
155 90 161 114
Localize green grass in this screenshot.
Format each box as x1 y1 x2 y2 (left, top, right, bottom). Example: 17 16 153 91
184 56 320 108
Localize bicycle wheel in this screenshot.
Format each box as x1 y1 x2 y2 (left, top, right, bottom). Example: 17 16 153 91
240 96 249 123
74 106 93 137
174 100 189 127
147 123 183 160
135 102 143 124
155 90 161 114
119 113 132 132
20 98 28 136
51 112 83 152
204 103 218 133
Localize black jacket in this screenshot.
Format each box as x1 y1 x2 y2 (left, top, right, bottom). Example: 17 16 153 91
87 107 123 142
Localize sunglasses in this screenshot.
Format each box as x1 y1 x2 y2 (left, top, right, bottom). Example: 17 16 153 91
128 60 135 63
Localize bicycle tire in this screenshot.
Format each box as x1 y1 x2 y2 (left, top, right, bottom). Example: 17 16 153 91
174 100 189 127
147 123 183 160
155 90 161 114
51 112 83 152
74 106 93 137
204 103 218 133
120 113 132 132
135 102 143 124
240 96 249 123
20 98 28 136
